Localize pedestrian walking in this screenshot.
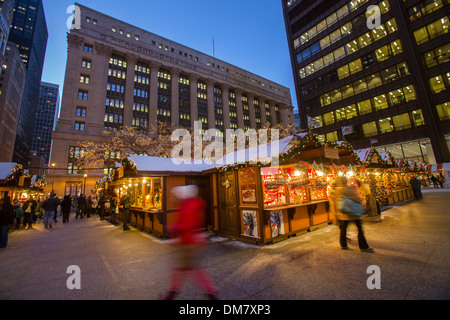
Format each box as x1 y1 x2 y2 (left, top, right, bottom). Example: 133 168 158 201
42 193 59 229
438 173 445 188
22 196 36 229
13 199 23 229
86 196 93 218
76 194 86 219
163 185 218 300
0 196 15 248
110 194 117 225
54 197 61 223
410 176 423 200
98 194 106 221
329 177 374 253
92 196 98 216
430 175 439 188
0 196 14 248
120 190 131 231
61 195 72 223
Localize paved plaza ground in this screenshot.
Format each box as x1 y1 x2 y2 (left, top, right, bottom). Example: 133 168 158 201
0 189 449 302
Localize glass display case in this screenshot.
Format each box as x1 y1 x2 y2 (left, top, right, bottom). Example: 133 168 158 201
260 165 329 208
114 177 162 211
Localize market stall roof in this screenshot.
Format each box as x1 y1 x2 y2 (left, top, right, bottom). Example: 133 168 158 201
0 162 17 180
213 135 296 167
125 155 216 176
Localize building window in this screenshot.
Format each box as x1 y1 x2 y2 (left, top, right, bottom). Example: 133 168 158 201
78 90 88 100
83 44 93 53
76 107 86 117
80 75 90 84
82 59 91 69
436 102 450 121
362 121 378 137
75 122 85 131
411 110 425 126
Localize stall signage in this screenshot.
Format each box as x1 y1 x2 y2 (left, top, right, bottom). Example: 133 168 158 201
324 147 339 160
118 167 124 179
18 176 25 187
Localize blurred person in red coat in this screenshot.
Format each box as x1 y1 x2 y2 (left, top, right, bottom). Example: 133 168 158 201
163 185 218 300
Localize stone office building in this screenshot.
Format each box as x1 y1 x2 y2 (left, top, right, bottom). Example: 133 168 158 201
50 3 294 196
282 0 450 164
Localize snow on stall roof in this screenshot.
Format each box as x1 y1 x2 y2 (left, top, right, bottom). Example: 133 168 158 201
213 135 297 167
0 163 16 180
128 155 215 174
126 134 308 174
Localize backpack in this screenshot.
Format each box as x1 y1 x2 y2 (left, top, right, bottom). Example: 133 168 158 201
337 194 366 218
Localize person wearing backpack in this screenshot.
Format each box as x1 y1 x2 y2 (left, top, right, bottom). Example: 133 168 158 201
330 176 374 253
0 196 15 248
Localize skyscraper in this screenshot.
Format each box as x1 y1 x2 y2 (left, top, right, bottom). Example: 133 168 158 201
282 0 450 164
31 82 60 164
0 43 26 162
8 0 48 165
0 0 15 68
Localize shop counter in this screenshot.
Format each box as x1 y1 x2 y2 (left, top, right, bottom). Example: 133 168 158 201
117 207 168 238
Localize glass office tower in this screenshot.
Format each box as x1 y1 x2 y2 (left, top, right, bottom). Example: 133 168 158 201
282 0 450 164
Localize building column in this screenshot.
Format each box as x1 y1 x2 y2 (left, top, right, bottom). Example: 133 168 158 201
221 84 231 130
247 93 257 129
269 101 277 128
190 74 199 129
59 33 84 121
206 79 215 129
171 68 181 129
259 98 267 127
149 61 161 133
235 89 244 129
93 42 114 131
123 53 138 128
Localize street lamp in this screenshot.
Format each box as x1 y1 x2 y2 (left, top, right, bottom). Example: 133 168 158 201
84 173 87 195
51 163 56 193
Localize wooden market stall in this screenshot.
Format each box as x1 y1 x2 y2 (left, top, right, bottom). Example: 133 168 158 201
0 163 44 201
207 133 362 245
355 148 415 209
106 155 214 238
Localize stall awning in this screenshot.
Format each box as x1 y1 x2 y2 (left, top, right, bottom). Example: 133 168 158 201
428 163 450 172
355 148 372 163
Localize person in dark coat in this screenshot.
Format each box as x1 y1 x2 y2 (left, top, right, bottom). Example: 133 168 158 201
98 194 106 221
120 191 131 231
42 193 59 229
61 195 72 223
110 194 117 225
13 199 24 229
22 196 37 229
410 176 423 200
76 195 86 219
0 196 14 248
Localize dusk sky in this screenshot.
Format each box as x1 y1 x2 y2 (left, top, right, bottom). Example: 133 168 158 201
41 0 298 112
